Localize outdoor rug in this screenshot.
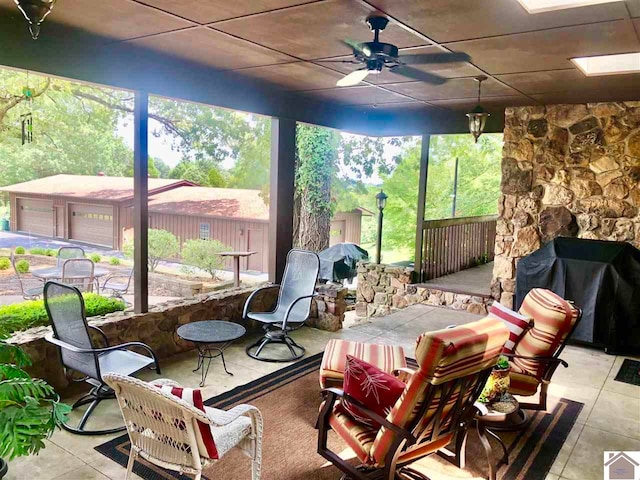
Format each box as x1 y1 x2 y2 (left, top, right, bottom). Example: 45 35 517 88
96 353 582 480
614 358 640 387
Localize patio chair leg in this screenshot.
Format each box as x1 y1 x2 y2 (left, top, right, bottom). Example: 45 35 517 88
125 450 137 480
62 386 127 436
246 332 305 362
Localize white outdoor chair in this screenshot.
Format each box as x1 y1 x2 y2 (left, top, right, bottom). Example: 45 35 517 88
10 252 43 300
102 269 133 304
62 257 95 292
103 374 263 480
57 246 86 267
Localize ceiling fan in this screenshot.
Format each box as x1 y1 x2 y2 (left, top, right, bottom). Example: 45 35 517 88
325 16 471 87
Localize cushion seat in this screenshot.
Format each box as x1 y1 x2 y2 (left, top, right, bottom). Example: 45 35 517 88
98 349 155 378
328 403 378 463
320 339 407 388
508 361 540 396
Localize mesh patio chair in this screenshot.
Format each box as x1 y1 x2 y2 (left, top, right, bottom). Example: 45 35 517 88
61 257 95 292
243 249 320 362
44 281 161 435
102 269 133 304
103 374 263 480
57 246 86 267
10 252 43 300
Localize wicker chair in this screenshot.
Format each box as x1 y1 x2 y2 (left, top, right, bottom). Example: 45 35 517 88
44 281 160 435
61 257 95 292
10 252 43 300
243 249 320 362
317 317 509 480
103 374 263 480
57 246 86 267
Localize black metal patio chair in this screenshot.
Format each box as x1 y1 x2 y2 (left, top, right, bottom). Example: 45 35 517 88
43 281 161 435
243 249 320 362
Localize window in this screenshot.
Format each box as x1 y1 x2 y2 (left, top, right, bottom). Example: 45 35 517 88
199 223 210 240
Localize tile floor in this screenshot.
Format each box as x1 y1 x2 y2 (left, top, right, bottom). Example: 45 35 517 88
6 304 639 480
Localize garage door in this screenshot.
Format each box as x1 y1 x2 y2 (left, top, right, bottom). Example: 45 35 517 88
69 203 113 247
17 198 53 236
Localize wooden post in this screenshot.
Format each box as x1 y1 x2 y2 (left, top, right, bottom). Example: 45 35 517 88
268 117 296 283
413 134 430 282
133 91 149 313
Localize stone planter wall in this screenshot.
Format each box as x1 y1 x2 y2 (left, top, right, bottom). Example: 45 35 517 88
493 103 640 308
355 263 492 318
309 284 348 332
148 272 206 297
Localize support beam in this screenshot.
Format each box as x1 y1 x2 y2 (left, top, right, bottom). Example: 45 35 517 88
413 134 430 282
268 117 296 283
133 91 149 313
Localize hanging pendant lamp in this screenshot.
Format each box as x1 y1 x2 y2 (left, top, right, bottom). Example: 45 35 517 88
14 0 56 40
466 76 490 143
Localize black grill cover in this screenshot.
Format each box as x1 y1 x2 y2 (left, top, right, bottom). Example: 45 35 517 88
516 237 640 354
318 243 369 282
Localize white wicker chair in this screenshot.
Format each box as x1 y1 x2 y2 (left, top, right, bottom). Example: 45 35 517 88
103 373 263 480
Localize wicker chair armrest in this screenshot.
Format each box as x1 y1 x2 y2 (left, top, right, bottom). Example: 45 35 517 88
321 388 416 443
242 284 280 318
154 378 182 387
206 404 263 427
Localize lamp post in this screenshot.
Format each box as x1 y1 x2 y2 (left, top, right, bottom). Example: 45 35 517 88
375 190 388 264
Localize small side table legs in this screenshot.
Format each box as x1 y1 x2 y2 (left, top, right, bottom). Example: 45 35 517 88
193 342 233 387
476 422 510 480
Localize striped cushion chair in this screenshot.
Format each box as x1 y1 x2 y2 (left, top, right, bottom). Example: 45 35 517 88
317 317 509 480
507 288 581 412
319 339 407 388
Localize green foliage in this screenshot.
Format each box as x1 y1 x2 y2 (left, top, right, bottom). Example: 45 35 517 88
181 239 231 280
15 260 29 274
28 248 46 256
109 257 121 266
495 355 510 370
45 249 55 257
89 253 101 263
124 229 179 272
14 247 25 255
0 335 70 460
0 294 125 337
0 258 9 270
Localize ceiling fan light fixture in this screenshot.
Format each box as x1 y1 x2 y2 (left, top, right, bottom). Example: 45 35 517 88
14 0 56 39
466 76 489 143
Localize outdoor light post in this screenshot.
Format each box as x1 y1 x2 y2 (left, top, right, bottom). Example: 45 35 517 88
375 190 388 264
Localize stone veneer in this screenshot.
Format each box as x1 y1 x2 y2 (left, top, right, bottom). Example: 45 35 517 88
493 103 640 308
355 263 491 318
10 283 347 392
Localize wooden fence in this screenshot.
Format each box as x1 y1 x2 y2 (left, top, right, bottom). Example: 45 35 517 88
420 214 497 281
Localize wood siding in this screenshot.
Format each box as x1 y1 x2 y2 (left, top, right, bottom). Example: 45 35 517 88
330 211 363 245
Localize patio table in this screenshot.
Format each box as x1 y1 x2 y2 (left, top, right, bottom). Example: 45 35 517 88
219 251 256 287
32 266 110 291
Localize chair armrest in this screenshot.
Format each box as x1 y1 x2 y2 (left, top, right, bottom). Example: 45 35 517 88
282 293 318 328
503 353 568 368
242 284 280 319
154 378 182 387
321 388 416 443
206 404 263 427
88 325 110 347
45 333 159 364
393 367 416 383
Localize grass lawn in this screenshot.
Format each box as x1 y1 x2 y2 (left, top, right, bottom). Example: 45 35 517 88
360 242 414 265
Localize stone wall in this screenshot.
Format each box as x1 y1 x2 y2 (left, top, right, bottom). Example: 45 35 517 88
355 263 492 317
308 284 348 331
493 103 640 307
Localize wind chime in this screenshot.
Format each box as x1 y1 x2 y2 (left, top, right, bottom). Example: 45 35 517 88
21 73 34 145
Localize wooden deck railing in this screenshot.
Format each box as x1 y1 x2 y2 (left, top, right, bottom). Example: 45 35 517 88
420 214 497 281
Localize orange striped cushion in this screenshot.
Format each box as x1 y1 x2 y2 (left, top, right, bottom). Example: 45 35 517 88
508 362 540 396
328 403 378 463
514 289 578 378
319 339 407 388
369 317 509 465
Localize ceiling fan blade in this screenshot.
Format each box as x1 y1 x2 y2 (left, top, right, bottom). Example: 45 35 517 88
316 59 362 64
400 52 471 65
341 39 372 58
391 66 447 85
337 69 370 87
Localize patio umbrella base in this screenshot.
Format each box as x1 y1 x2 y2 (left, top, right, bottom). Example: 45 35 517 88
62 384 126 436
245 330 305 363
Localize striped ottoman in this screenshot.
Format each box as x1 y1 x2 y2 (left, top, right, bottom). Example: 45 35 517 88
319 339 407 388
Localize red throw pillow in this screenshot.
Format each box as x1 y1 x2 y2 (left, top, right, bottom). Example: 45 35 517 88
488 301 533 354
341 354 406 428
154 384 219 459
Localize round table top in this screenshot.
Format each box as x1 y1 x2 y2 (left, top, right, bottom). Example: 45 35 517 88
32 266 110 279
478 393 520 423
177 320 246 344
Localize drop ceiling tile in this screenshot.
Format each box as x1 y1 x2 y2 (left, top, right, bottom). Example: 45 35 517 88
366 0 629 43
136 0 318 24
126 27 295 70
237 62 344 90
384 77 518 101
430 95 536 111
304 85 416 105
40 0 194 40
497 69 640 94
212 0 427 60
531 86 640 105
315 46 481 84
446 20 640 75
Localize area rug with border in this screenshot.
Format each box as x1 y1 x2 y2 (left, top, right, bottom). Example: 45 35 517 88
95 352 582 480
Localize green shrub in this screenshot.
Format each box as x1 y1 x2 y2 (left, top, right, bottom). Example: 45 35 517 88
15 259 29 273
28 247 46 256
14 246 25 254
0 257 10 270
45 249 56 257
182 239 231 280
109 257 121 266
0 293 125 337
89 253 101 263
124 229 179 272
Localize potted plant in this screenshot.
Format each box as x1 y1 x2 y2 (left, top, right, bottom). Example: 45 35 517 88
0 335 70 478
478 355 511 404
